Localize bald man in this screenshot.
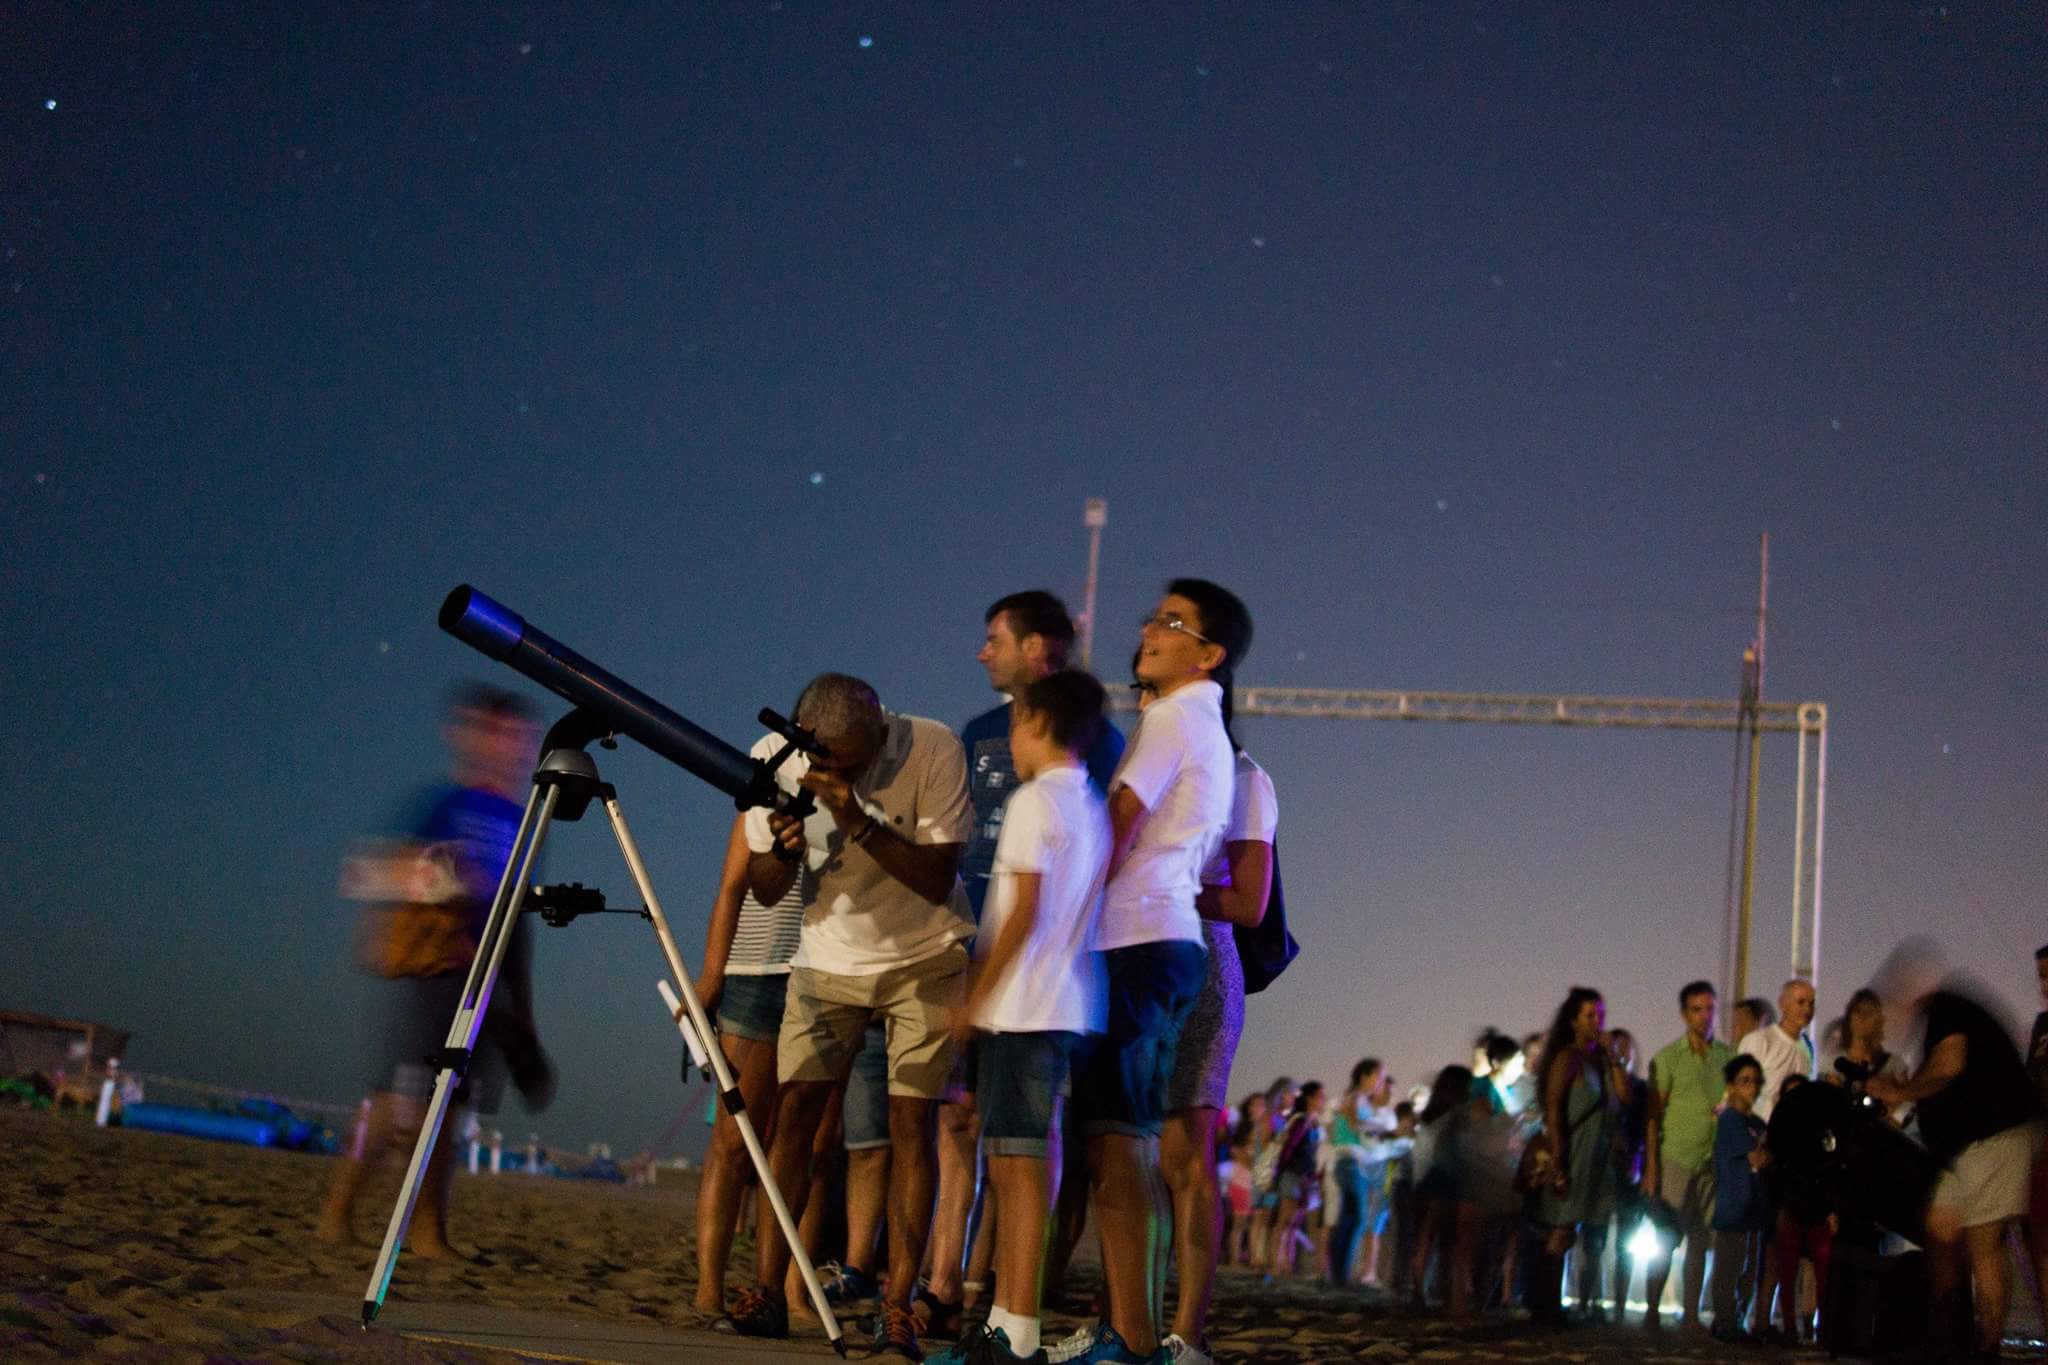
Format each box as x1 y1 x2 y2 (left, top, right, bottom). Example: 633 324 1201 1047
1736 978 1816 1122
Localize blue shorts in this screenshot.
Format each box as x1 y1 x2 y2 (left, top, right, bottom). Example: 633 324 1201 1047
715 971 790 1044
977 1031 1080 1158
1073 939 1207 1139
842 1020 891 1152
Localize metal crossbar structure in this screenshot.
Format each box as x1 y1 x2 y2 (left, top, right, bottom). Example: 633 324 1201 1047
1106 684 1829 988
1227 687 1818 734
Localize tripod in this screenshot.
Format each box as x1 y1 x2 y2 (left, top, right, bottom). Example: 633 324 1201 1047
360 713 845 1355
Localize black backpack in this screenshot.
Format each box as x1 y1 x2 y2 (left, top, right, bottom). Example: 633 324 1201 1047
1235 840 1299 994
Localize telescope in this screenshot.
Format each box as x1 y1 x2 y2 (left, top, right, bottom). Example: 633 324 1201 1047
367 586 847 1352
438 585 815 816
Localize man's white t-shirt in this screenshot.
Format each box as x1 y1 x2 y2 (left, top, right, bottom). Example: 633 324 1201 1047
1199 751 1278 886
1737 1024 1816 1121
744 713 974 976
1099 679 1234 951
972 764 1110 1034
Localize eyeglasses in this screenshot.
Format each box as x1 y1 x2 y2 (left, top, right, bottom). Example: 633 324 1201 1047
1139 612 1214 647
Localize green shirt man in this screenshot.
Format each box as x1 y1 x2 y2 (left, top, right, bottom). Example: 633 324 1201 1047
1649 1032 1736 1171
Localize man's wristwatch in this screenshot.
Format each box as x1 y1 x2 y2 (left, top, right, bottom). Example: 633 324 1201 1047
850 813 880 847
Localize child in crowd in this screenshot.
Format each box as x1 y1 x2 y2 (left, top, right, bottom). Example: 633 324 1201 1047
1761 1073 1834 1345
932 671 1113 1365
1709 1054 1772 1344
1224 1091 1270 1265
1263 1082 1326 1277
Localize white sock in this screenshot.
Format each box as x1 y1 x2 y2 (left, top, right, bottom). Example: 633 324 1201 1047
1002 1311 1041 1355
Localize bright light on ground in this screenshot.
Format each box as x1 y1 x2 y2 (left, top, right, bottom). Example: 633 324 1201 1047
1627 1220 1664 1262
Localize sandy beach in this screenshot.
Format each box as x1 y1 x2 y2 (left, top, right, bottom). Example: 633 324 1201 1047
0 1105 1950 1362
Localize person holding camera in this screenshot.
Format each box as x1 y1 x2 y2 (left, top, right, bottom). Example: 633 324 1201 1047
726 674 974 1361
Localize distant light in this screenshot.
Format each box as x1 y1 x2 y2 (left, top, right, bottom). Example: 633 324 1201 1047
1435 498 1449 513
857 35 873 48
809 471 825 486
1627 1220 1664 1262
45 99 57 111
377 641 392 655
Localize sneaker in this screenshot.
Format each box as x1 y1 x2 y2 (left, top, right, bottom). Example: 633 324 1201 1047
929 1323 1050 1365
721 1285 788 1339
874 1301 925 1361
821 1260 880 1307
1045 1322 1102 1363
1161 1334 1212 1365
1062 1323 1161 1364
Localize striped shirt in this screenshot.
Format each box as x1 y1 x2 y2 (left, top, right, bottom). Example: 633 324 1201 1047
725 864 810 975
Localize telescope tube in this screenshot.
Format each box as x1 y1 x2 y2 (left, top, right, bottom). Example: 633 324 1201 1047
439 586 765 803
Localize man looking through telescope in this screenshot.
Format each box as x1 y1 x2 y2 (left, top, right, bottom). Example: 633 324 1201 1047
726 673 975 1360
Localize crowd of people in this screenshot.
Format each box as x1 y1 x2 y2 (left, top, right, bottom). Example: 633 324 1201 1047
1202 955 2048 1365
326 592 2048 1365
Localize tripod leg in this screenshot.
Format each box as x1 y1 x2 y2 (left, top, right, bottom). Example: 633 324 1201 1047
601 794 845 1353
361 781 560 1327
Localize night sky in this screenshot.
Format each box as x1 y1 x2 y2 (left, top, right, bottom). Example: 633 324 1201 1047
7 4 2043 1157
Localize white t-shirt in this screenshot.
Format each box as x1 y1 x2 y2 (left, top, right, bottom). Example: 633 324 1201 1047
972 765 1110 1034
1737 1024 1816 1121
744 713 974 976
1199 751 1278 886
1099 680 1234 950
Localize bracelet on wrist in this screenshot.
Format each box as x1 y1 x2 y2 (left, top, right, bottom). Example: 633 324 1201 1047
852 813 880 846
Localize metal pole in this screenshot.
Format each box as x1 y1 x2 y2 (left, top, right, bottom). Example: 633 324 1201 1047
1735 697 1762 1007
1790 711 1810 981
1810 708 1827 990
1079 497 1107 668
1733 533 1769 1007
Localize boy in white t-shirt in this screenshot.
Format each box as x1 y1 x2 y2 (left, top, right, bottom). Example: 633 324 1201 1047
1060 577 1251 1365
933 670 1112 1365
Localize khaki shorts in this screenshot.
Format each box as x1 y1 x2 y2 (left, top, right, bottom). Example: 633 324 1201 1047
1933 1122 2037 1229
1656 1158 1717 1236
778 944 967 1100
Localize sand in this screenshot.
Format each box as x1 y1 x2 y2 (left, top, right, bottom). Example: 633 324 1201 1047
0 1106 1906 1362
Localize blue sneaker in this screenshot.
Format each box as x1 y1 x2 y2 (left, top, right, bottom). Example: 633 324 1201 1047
821 1260 880 1308
1049 1322 1163 1364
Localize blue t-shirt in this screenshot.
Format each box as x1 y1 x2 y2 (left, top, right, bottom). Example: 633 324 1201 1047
959 702 1125 919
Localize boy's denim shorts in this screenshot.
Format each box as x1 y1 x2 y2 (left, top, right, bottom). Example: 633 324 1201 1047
977 1030 1081 1157
1073 939 1207 1139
